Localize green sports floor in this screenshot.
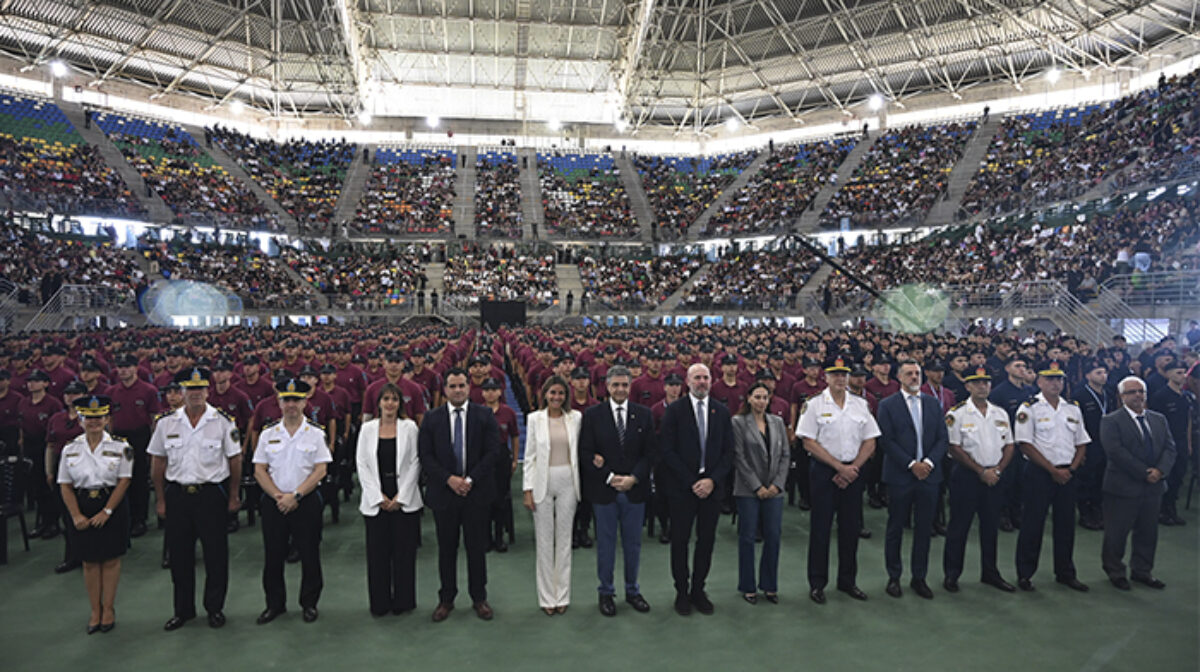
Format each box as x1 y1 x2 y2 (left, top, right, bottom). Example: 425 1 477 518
2 494 1196 672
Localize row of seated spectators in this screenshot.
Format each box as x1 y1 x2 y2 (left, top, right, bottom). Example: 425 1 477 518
284 243 432 311
576 253 704 310
634 151 758 240
139 234 314 309
443 243 558 307
0 93 141 218
821 122 976 230
706 139 854 237
0 219 143 304
679 246 821 310
1111 70 1200 192
475 151 522 238
539 153 636 238
95 112 280 231
207 126 354 235
352 148 455 236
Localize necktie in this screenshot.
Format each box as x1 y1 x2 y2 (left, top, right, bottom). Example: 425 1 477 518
909 395 924 461
696 399 708 471
453 408 465 475
1136 415 1154 464
616 406 626 447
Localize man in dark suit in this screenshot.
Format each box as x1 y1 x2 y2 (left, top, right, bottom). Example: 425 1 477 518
660 363 734 616
419 367 503 622
877 360 949 599
1100 376 1176 590
578 365 656 616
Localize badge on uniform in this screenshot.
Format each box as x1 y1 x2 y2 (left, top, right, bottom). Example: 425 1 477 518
945 415 955 426
231 428 241 443
124 446 133 460
166 434 180 439
1016 411 1028 423
102 450 119 457
995 421 1008 428
1066 417 1078 424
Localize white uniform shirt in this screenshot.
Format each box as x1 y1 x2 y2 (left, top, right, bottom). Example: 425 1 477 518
147 404 242 484
253 419 332 494
1013 393 1090 466
796 388 881 463
946 400 1012 468
57 432 134 489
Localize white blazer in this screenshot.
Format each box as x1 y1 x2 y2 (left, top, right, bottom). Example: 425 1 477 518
357 417 423 515
522 408 582 503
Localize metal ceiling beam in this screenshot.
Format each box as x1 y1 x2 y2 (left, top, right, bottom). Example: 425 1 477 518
616 0 656 116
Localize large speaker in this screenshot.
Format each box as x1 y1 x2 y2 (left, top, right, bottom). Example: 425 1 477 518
480 300 526 329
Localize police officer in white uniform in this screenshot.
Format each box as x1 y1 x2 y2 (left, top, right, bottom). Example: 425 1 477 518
942 367 1017 593
253 378 331 625
1013 362 1091 592
796 358 881 605
57 395 132 634
149 368 243 631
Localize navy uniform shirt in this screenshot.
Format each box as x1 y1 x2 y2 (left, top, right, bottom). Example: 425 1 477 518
989 378 1036 425
1149 385 1194 450
1071 384 1116 448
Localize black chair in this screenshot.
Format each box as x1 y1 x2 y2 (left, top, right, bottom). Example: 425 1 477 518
1 455 34 564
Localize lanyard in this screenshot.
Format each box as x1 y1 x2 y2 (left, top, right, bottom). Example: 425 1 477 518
1084 385 1107 415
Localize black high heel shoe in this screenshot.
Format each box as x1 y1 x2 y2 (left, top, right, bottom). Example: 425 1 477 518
87 623 101 635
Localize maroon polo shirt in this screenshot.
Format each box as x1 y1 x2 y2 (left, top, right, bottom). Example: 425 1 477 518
106 379 162 435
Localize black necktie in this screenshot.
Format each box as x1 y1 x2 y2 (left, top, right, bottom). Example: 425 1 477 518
616 407 626 447
1136 415 1154 464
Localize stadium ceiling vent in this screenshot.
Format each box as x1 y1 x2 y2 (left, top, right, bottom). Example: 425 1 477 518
0 0 1196 132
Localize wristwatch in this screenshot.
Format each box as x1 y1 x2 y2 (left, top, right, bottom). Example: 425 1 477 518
103 508 113 515
293 491 303 501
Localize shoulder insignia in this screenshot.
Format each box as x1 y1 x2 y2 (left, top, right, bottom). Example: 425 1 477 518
800 401 808 415
950 401 966 412
1016 411 1029 423
110 435 126 444
153 412 168 422
231 427 241 444
306 419 325 431
945 415 955 427
216 408 235 423
1021 400 1034 407
123 445 133 460
1070 399 1079 406
262 419 281 431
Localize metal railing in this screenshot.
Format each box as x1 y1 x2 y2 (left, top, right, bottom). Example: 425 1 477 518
1098 270 1200 307
23 284 136 332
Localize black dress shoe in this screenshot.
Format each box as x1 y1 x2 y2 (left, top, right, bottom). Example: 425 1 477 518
858 528 872 539
1167 514 1186 526
932 522 946 537
690 591 714 615
763 592 778 604
130 522 148 538
99 622 115 633
868 495 885 509
256 608 285 625
39 526 60 540
302 607 319 623
1131 575 1166 589
809 588 826 604
1056 576 1089 592
599 595 616 617
943 577 960 593
1018 578 1035 592
55 559 81 574
494 538 508 553
208 611 225 628
225 519 239 534
838 585 868 601
999 517 1015 533
911 580 934 599
885 579 902 598
797 499 811 511
163 615 192 631
580 535 593 548
742 593 758 604
286 548 301 563
1110 577 1132 591
625 593 651 613
87 624 101 635
674 593 692 615
658 532 670 544
982 576 1016 593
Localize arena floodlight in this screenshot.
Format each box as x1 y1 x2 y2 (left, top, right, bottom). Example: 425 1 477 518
229 100 244 115
358 110 372 126
615 118 628 132
548 119 562 131
1047 68 1061 84
426 115 440 128
725 117 740 132
868 93 884 111
49 60 68 78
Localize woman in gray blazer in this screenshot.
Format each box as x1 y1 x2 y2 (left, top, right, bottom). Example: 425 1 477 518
732 382 790 604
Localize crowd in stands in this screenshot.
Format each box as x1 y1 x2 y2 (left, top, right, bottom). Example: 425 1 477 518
705 139 854 237
96 113 280 231
576 253 704 310
539 153 637 238
285 243 431 311
821 122 976 230
139 234 314 309
1110 70 1200 192
207 126 355 235
475 151 522 238
351 148 456 236
443 243 558 307
0 219 143 302
634 151 758 240
679 246 822 310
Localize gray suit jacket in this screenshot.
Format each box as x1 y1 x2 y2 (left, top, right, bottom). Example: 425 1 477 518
1100 408 1176 498
731 413 790 498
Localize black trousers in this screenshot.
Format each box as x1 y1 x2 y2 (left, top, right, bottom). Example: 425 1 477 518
433 502 489 604
1015 465 1079 581
25 436 49 520
668 490 722 594
260 493 323 611
1162 442 1189 508
884 478 938 581
165 483 229 618
1101 490 1161 580
122 427 152 526
943 465 1003 581
650 465 671 534
1076 442 1107 516
0 425 19 456
808 460 866 590
364 509 419 615
998 458 1024 521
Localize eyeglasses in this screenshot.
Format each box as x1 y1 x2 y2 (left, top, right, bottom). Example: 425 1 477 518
1120 389 1146 396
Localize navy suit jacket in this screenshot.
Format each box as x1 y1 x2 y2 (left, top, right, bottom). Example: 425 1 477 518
877 391 949 486
659 395 734 497
418 402 502 510
578 401 655 504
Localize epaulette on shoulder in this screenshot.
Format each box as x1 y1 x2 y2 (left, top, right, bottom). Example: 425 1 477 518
950 401 966 412
306 419 326 431
215 407 235 423
262 419 281 431
1021 400 1034 407
1070 399 1080 406
110 435 128 444
152 411 171 423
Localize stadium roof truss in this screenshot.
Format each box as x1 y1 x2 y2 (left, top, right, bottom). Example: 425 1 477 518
0 0 1196 131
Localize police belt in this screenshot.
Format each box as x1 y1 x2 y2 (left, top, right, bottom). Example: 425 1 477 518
168 481 220 495
75 487 113 499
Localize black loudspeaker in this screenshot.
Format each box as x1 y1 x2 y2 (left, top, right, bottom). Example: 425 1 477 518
480 301 526 329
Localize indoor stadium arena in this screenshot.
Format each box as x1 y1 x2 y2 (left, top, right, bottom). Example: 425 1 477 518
0 1 1197 670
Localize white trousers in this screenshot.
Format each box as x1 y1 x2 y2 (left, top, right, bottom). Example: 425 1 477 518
532 465 578 608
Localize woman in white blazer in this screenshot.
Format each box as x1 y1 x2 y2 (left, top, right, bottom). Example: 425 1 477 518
522 375 582 614
357 383 423 616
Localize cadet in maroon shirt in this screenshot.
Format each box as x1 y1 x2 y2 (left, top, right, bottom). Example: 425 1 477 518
0 370 24 455
332 348 369 412
205 360 253 435
317 365 352 446
78 359 110 394
41 345 79 401
237 356 277 409
569 367 599 412
106 353 163 537
46 381 87 572
863 358 900 408
766 351 797 400
482 378 519 552
710 354 748 413
408 350 444 409
755 370 792 426
20 369 65 537
630 350 667 408
789 359 828 427
649 372 686 543
362 352 427 423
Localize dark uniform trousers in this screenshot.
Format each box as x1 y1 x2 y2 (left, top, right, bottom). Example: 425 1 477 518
668 490 721 594
25 436 50 521
260 492 324 611
1101 490 1161 580
364 510 419 615
1015 465 1079 581
433 500 490 604
808 460 865 590
122 426 152 526
0 426 20 456
943 464 1003 581
885 478 938 581
165 482 230 618
1076 441 1107 518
